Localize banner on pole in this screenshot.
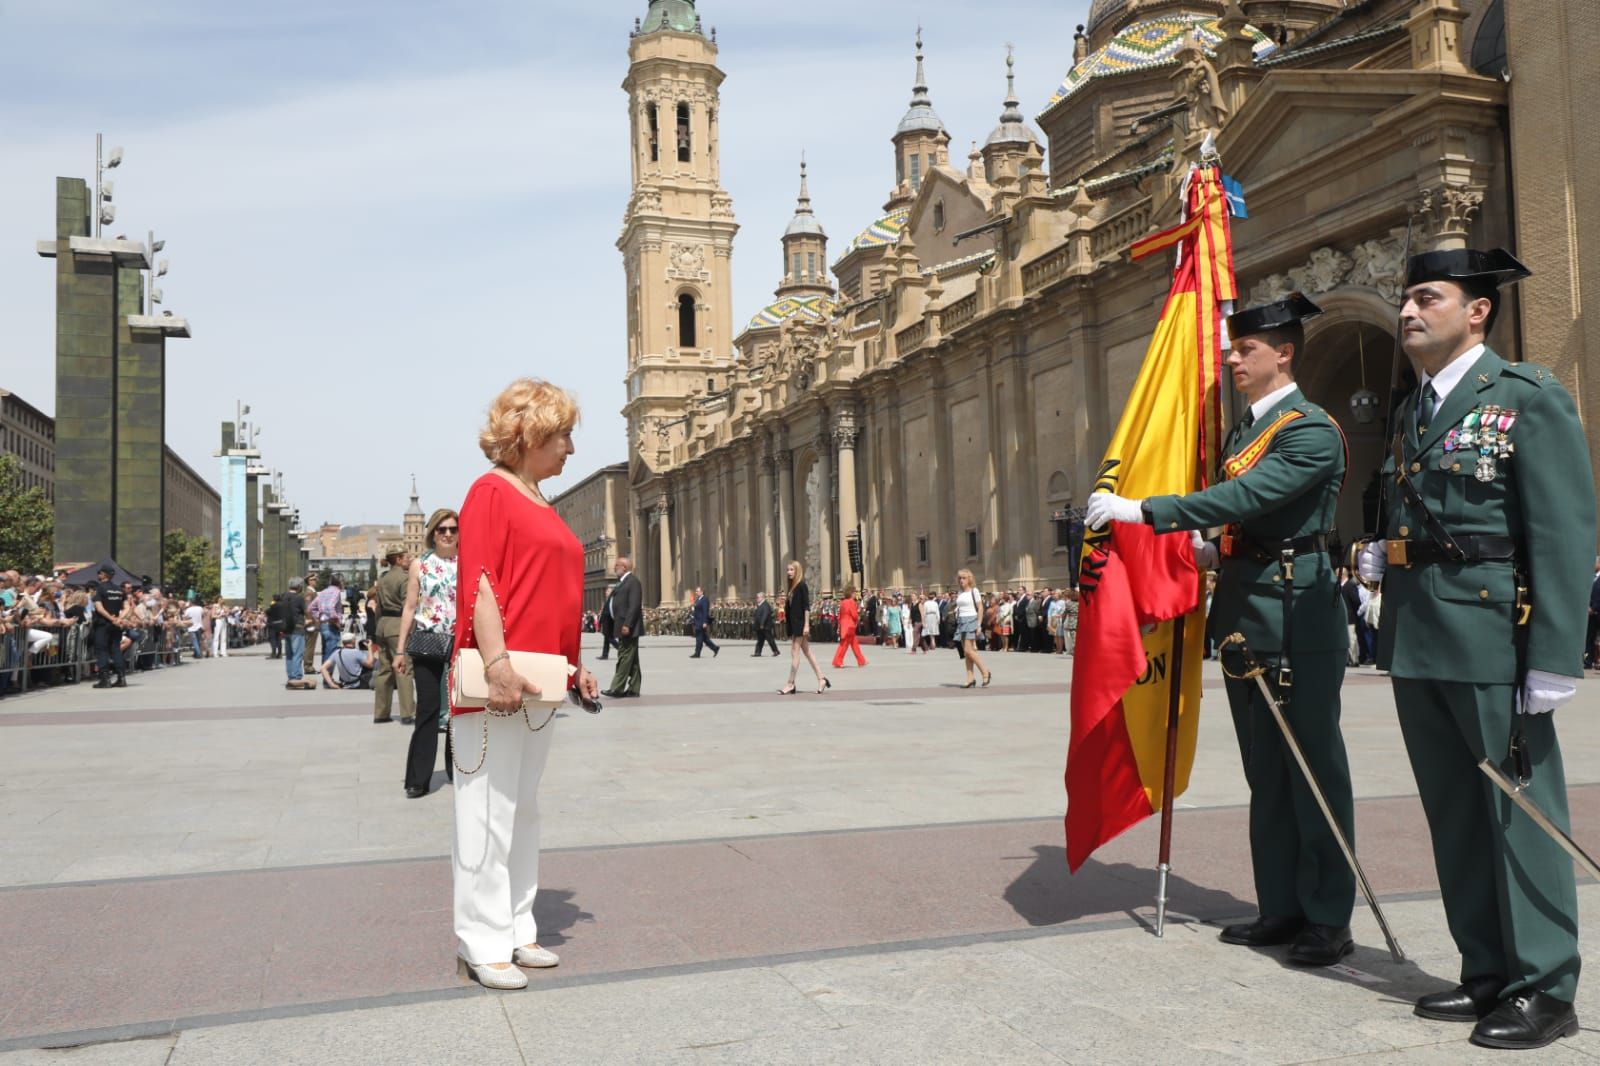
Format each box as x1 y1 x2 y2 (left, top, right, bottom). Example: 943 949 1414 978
219 454 248 601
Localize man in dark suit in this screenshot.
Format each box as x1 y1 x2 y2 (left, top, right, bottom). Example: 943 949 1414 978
598 581 616 660
1014 589 1033 652
861 589 879 640
689 586 719 658
752 591 779 656
604 557 643 698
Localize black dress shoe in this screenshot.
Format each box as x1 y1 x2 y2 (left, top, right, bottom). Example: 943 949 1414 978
405 786 428 799
1470 992 1578 1050
712 647 719 658
1414 977 1504 1022
1218 915 1304 946
1287 923 1354 966
601 689 621 698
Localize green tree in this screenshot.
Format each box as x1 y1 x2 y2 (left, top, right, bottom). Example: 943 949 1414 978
163 529 220 602
0 454 54 573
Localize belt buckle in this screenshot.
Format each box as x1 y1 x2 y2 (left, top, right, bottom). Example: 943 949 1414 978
1385 539 1409 567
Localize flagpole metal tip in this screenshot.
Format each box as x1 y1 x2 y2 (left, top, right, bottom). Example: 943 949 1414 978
1155 862 1171 937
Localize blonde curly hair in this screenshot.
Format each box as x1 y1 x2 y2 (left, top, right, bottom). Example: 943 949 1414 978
478 378 579 467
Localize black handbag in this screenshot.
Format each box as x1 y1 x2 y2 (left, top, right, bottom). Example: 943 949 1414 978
405 627 453 660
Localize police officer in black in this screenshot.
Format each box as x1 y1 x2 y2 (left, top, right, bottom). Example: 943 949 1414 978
90 567 128 688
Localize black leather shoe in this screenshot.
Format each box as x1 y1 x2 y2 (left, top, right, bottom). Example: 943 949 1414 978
1471 992 1578 1050
1415 977 1504 1022
405 786 428 799
1218 915 1304 946
613 691 638 698
712 647 719 658
1287 923 1354 966
601 689 621 698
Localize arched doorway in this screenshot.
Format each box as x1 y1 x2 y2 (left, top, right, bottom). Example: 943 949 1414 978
1299 292 1417 546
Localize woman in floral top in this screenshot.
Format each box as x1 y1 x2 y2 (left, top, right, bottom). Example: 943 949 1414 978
397 507 459 798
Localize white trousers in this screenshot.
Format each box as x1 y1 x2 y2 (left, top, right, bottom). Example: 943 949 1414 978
211 619 228 656
26 629 55 656
451 708 556 965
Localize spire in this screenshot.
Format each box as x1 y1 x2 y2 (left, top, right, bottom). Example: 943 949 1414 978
984 45 1039 151
896 28 947 136
911 27 931 108
784 153 826 238
1000 46 1024 125
406 474 423 517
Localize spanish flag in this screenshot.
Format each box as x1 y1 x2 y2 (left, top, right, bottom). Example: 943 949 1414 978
1065 166 1234 871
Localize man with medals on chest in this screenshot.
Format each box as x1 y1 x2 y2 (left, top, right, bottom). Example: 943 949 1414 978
1087 294 1357 965
1358 248 1596 1050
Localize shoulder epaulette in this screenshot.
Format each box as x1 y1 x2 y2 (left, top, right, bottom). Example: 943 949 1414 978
1500 361 1552 387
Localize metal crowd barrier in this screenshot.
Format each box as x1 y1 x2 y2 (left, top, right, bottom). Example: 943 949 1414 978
0 622 94 695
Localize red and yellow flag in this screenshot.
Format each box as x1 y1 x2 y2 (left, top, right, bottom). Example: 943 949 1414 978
1065 166 1234 871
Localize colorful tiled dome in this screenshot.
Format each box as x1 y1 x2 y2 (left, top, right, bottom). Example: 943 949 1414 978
1043 14 1274 111
745 294 838 332
840 209 909 257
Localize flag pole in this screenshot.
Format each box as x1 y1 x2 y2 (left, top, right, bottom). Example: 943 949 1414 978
1154 612 1187 936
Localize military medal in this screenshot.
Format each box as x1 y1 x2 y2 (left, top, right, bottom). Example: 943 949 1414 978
1473 406 1500 482
1444 428 1459 452
1459 410 1480 448
1475 453 1497 482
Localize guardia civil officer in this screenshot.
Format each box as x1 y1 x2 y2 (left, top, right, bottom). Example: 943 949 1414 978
1358 249 1595 1050
1088 295 1356 965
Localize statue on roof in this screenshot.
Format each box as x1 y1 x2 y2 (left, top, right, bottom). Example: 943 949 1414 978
1177 33 1229 137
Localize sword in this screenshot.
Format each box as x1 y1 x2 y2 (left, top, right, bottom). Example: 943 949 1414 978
1478 744 1600 883
1219 633 1406 963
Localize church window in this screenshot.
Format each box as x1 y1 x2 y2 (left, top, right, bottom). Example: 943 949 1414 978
916 534 929 566
676 103 691 163
909 153 921 190
706 376 715 392
966 527 979 560
647 104 659 163
896 151 905 186
933 200 945 232
806 252 816 279
792 252 801 280
678 292 697 347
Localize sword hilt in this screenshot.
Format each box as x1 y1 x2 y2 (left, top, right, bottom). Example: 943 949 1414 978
1218 632 1267 682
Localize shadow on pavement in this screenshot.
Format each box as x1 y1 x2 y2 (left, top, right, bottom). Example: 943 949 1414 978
1002 844 1252 927
532 888 596 947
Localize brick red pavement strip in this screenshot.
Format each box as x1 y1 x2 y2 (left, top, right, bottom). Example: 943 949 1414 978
5 786 1597 1048
0 673 1392 727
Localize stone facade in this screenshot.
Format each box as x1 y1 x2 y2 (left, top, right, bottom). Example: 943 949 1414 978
0 389 55 500
622 0 1592 605
551 461 633 614
402 477 425 559
162 446 220 550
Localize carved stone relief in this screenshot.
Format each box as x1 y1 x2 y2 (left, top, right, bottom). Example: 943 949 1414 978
667 242 708 281
1245 235 1405 308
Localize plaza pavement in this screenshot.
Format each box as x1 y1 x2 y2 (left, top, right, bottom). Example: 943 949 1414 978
3 635 1600 1064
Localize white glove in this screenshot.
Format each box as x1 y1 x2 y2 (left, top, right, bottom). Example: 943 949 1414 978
1085 493 1144 531
1189 530 1219 570
1357 540 1387 584
1521 669 1577 715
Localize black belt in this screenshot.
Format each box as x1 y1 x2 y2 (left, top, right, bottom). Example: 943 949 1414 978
1386 534 1518 567
378 611 400 619
1222 531 1331 564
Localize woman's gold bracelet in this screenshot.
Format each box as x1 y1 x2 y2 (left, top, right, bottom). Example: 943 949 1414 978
484 651 511 670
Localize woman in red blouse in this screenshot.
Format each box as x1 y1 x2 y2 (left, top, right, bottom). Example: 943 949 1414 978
450 378 601 990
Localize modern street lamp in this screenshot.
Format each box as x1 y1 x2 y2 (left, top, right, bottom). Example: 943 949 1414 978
144 231 168 315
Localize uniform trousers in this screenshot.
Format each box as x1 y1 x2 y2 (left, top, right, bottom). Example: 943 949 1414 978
1394 678 1580 1001
609 634 642 695
451 709 555 966
372 617 416 722
1223 649 1355 928
301 625 319 674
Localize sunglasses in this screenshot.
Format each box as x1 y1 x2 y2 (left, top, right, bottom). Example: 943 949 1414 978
436 525 459 535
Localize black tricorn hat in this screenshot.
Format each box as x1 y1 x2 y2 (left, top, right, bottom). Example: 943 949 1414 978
1405 248 1531 290
1224 292 1323 343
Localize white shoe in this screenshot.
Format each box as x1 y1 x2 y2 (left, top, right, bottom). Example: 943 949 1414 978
514 944 560 968
457 955 528 989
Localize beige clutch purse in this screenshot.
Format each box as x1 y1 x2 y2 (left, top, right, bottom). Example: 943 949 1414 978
451 649 574 710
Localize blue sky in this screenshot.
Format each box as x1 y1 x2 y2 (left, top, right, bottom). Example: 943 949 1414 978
0 0 1090 529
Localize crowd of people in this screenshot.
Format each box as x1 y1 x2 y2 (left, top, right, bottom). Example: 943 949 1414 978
0 566 269 695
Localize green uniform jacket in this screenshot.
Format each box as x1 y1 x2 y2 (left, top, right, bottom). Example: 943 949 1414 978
1148 387 1346 654
1378 348 1597 681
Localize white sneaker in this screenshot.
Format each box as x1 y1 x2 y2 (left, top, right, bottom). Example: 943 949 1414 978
513 944 560 968
457 955 528 989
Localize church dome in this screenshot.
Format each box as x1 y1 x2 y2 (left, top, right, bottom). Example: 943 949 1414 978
896 32 947 138
1086 0 1128 35
637 0 703 37
839 208 909 258
745 294 837 332
985 52 1039 150
785 213 827 238
1042 13 1273 113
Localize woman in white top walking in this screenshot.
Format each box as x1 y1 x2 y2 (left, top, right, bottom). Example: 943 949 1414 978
954 570 992 688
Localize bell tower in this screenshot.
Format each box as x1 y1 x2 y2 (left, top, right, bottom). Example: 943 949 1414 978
618 0 738 473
